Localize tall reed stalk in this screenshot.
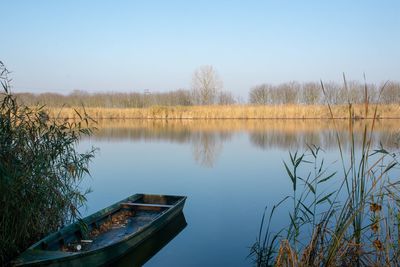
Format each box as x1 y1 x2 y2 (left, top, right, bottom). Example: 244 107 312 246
0 62 96 265
250 77 400 266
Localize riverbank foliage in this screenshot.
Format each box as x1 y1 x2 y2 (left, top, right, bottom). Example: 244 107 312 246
12 77 400 119
0 62 96 265
42 104 400 119
250 82 400 266
14 80 400 108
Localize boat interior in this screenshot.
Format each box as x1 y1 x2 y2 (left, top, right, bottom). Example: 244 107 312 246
38 195 184 253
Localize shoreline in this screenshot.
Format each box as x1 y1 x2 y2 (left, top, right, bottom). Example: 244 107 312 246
44 104 400 120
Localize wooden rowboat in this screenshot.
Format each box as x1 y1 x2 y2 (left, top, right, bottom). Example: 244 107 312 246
13 194 187 266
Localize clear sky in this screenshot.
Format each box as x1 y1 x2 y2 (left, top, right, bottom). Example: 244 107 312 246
1 0 400 96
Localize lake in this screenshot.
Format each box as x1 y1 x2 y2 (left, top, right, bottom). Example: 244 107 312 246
79 119 400 266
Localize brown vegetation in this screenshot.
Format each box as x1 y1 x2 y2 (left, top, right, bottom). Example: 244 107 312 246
14 79 400 119
44 104 400 119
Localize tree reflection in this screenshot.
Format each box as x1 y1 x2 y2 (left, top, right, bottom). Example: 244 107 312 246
191 132 223 168
249 125 399 150
90 119 400 167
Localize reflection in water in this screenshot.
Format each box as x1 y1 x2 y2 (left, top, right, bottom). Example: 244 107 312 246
191 132 224 167
92 119 400 166
249 121 399 150
85 119 399 266
110 212 187 267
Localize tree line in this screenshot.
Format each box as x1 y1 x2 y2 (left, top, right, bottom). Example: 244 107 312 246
14 65 400 107
249 81 400 105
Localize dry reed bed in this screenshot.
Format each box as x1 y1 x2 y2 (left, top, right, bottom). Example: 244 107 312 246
46 104 400 120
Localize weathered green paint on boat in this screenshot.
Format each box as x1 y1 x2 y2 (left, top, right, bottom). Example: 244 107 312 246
13 194 187 266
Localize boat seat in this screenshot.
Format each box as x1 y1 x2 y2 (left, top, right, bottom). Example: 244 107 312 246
121 203 173 208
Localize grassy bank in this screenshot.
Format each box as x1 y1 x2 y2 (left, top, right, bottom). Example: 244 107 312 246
46 104 400 119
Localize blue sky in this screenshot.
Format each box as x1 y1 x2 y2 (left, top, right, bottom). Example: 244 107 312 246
1 0 399 96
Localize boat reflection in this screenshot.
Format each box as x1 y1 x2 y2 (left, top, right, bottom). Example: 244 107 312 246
110 212 187 267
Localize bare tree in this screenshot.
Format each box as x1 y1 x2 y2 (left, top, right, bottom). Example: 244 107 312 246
302 82 321 104
322 82 341 104
191 65 222 105
278 81 300 104
380 81 400 104
249 84 271 105
344 81 364 104
218 91 236 105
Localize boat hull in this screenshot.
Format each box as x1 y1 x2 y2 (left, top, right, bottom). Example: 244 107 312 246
13 194 186 267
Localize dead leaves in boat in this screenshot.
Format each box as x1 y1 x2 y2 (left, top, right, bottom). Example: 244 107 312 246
90 210 135 237
61 210 135 252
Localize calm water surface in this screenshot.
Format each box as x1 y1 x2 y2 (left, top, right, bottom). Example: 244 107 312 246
79 119 400 267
